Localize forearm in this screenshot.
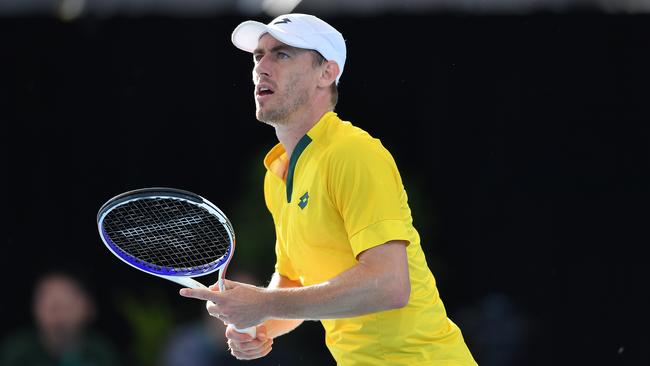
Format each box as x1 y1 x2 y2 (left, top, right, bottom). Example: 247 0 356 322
262 272 304 338
266 241 410 320
268 265 399 320
262 318 303 338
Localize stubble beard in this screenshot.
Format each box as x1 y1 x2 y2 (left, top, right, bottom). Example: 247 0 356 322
256 76 309 127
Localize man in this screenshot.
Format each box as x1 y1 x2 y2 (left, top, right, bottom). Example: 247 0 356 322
180 13 477 365
0 272 119 366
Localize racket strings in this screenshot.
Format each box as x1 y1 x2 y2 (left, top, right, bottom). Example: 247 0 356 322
102 198 231 271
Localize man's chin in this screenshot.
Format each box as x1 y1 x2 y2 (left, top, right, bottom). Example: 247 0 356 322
255 111 272 125
256 110 289 126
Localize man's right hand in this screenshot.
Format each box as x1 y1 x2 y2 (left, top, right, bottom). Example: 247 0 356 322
225 324 273 360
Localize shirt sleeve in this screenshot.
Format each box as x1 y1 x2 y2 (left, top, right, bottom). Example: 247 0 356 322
327 138 411 258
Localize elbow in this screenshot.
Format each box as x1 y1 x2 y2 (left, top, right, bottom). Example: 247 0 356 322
386 280 410 310
378 264 411 310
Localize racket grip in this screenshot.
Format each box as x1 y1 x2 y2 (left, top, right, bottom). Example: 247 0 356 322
233 326 257 338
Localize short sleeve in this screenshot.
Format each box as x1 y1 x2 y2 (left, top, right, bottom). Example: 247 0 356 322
327 139 411 257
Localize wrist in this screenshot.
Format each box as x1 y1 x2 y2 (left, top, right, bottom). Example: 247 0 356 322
262 287 282 319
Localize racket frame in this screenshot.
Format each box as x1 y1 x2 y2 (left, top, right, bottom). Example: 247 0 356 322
97 187 256 336
97 187 234 287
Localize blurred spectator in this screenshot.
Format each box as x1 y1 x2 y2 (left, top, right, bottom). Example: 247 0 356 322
0 272 120 366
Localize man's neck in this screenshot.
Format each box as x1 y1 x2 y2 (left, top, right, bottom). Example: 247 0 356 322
275 107 331 159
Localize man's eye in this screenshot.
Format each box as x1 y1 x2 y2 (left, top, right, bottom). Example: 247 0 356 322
254 55 262 62
278 52 289 59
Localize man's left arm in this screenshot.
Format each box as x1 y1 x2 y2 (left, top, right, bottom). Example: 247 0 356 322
180 240 410 329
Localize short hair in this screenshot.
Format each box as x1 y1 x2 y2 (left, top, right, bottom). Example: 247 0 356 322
311 51 339 108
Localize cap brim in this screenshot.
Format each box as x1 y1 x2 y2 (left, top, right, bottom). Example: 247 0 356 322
231 21 270 53
232 20 314 54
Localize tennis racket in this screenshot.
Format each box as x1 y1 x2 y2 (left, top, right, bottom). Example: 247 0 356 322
97 187 256 336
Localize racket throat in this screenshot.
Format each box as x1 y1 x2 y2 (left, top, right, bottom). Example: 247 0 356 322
159 275 206 289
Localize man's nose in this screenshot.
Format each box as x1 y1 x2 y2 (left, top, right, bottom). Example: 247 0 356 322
253 55 271 78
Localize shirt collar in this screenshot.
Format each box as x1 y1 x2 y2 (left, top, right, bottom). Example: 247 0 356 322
263 111 338 179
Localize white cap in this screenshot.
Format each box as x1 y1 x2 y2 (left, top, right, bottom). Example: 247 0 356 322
231 13 346 84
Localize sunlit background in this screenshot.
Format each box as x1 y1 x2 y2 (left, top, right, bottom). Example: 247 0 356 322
3 1 649 365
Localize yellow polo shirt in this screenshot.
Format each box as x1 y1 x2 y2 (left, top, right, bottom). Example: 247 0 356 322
263 112 477 366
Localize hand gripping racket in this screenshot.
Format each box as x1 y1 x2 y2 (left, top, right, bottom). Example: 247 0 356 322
97 187 256 337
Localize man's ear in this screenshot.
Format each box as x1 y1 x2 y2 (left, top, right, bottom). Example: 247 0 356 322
318 60 340 88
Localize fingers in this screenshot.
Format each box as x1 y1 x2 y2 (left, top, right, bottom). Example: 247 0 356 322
205 303 247 328
226 325 272 360
229 336 271 352
205 301 223 320
229 338 273 360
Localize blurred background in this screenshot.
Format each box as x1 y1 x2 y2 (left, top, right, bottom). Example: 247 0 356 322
3 0 649 365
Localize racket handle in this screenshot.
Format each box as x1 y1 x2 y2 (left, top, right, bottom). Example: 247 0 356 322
233 325 257 338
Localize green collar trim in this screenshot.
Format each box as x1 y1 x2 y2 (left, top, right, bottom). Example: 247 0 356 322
286 134 312 203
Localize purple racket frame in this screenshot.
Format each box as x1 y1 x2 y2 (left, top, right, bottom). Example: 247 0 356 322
97 187 255 336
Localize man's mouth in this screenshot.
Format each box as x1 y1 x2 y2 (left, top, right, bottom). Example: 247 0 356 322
257 85 275 96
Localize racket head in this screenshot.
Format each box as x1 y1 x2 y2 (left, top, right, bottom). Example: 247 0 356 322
97 187 235 278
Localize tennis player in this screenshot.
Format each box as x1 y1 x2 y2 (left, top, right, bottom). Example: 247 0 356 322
180 13 477 365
